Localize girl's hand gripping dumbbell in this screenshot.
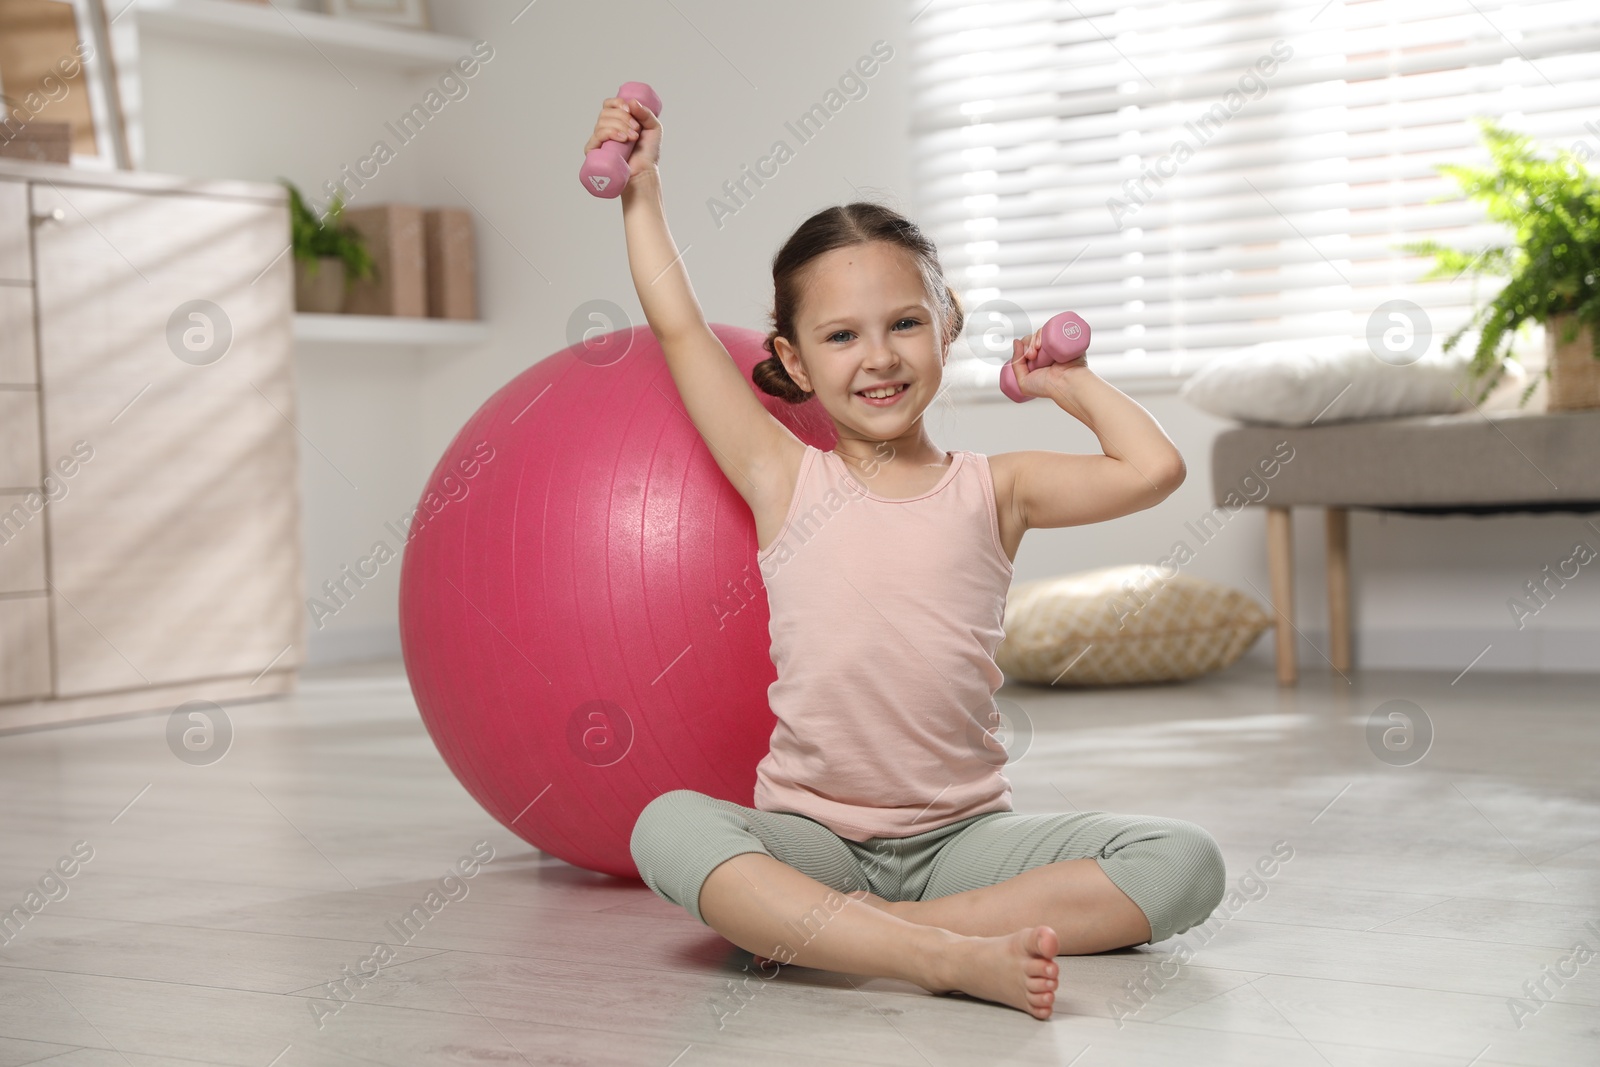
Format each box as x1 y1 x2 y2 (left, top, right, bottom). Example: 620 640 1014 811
999 311 1091 402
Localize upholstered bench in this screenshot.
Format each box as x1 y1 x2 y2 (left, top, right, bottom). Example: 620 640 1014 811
1209 409 1600 685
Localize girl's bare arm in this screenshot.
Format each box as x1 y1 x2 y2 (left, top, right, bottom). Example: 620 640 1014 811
590 98 797 501
614 165 699 342
1002 344 1186 530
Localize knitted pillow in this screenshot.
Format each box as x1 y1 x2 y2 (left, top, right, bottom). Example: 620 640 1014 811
996 565 1270 686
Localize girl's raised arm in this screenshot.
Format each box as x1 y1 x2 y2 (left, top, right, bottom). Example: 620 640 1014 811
1000 335 1187 531
588 97 797 506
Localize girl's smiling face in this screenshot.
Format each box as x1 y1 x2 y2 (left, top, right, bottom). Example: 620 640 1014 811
771 241 949 437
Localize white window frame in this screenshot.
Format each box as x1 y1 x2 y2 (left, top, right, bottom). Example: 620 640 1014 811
910 0 1600 400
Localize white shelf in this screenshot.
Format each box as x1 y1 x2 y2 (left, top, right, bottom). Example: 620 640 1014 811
293 313 489 347
133 0 477 71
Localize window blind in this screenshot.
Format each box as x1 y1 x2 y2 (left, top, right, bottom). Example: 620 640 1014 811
909 0 1600 389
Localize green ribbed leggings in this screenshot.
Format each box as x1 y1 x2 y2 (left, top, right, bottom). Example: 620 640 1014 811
630 790 1226 945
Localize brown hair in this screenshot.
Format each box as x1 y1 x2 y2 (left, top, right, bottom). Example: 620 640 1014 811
753 202 965 404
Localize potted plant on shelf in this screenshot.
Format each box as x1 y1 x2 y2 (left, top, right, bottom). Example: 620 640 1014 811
282 178 376 314
1403 119 1600 410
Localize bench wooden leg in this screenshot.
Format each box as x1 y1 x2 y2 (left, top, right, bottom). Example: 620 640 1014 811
1326 507 1352 672
1267 506 1297 686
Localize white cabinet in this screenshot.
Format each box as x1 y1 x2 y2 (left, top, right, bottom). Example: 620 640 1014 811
0 175 48 705
0 161 302 727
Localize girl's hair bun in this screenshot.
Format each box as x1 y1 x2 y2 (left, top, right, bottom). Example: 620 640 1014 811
752 343 813 405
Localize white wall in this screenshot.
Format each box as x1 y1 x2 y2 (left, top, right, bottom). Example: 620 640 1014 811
135 1 1598 674
135 7 439 664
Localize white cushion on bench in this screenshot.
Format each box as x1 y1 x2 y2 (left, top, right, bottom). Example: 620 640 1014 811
1179 342 1524 426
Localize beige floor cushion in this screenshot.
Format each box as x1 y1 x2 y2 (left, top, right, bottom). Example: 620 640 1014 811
997 565 1270 686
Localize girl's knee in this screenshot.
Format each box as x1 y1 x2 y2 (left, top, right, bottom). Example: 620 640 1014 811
629 790 772 926
629 789 710 874
1172 822 1226 907
1153 819 1226 939
1101 815 1226 943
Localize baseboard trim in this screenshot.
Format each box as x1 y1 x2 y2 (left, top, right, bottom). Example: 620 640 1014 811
305 623 402 667
0 670 297 734
303 619 1597 676
1238 625 1600 674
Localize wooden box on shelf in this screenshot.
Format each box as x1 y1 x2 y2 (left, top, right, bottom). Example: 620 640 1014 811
342 202 426 317
0 122 71 164
424 207 476 320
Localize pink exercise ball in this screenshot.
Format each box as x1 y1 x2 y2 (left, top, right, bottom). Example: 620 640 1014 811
399 323 836 879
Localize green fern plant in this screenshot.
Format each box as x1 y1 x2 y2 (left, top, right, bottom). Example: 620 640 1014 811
1400 118 1600 405
280 177 376 285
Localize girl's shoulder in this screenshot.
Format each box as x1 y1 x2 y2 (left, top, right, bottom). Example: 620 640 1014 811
979 449 1017 491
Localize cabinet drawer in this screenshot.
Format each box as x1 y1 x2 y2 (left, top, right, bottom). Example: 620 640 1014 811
0 389 41 488
0 180 28 283
0 594 51 702
0 284 36 384
0 491 47 594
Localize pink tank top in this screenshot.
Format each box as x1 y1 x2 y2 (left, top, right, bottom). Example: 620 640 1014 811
752 444 1015 841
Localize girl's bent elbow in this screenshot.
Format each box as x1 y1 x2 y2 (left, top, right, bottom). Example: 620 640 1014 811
1155 458 1187 494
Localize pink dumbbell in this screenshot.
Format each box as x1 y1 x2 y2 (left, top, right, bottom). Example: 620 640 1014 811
580 81 662 199
999 311 1091 402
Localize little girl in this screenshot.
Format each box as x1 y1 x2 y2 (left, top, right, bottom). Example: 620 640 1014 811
588 95 1225 1021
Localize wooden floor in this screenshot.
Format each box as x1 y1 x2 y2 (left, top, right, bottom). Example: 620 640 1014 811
0 658 1596 1066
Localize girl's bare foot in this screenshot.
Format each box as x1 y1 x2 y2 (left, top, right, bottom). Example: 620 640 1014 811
927 925 1061 1020
752 927 1060 1019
